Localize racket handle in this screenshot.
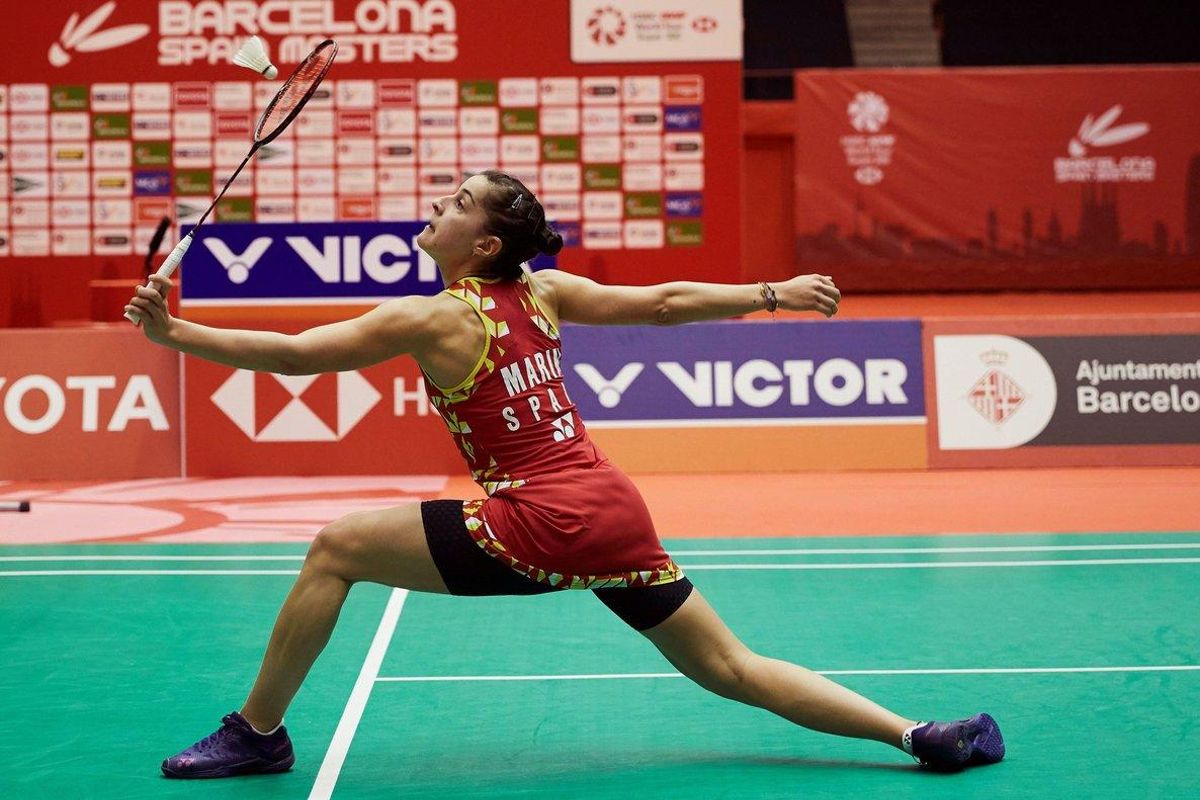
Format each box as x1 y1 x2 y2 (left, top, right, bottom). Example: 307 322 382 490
125 234 193 325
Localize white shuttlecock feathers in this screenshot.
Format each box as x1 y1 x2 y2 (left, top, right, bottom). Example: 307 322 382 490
233 36 278 80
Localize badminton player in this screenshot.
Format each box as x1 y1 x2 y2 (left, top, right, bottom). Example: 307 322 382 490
129 170 1004 778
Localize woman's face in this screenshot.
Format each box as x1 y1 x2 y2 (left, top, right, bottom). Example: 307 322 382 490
416 173 496 266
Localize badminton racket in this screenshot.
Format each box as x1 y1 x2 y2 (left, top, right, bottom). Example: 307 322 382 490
125 38 338 324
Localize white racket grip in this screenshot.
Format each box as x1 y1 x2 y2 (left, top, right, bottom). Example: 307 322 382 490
124 235 193 325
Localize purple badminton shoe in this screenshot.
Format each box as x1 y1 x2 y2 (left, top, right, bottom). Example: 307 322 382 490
161 712 294 779
908 713 1005 772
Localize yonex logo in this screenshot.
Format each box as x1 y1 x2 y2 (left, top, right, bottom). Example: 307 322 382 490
574 364 645 408
49 2 150 67
210 370 382 442
1068 105 1149 157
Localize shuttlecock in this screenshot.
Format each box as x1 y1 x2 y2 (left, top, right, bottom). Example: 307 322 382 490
233 36 278 80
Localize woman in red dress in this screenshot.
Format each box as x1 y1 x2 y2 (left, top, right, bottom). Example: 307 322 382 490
130 170 1003 779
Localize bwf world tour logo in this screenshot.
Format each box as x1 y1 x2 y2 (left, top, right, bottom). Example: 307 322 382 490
1056 104 1155 183
847 91 889 133
49 2 150 67
587 5 627 45
211 370 382 442
842 91 894 186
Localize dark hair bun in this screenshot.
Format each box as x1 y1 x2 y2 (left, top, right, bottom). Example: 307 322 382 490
538 226 564 256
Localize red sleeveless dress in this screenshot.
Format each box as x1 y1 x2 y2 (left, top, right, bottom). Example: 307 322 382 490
422 273 684 590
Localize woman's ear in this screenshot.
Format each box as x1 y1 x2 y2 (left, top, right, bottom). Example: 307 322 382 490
474 234 502 258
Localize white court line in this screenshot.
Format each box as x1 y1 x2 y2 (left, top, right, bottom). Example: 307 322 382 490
6 557 1200 577
3 541 1199 564
309 588 408 800
375 664 1200 683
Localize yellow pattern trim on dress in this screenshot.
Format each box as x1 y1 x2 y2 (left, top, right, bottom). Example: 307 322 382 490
520 272 561 339
423 285 494 398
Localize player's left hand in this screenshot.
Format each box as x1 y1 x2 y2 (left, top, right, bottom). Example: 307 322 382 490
124 274 177 344
775 274 841 318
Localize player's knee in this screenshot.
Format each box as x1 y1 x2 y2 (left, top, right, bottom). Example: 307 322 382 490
307 515 367 579
693 646 752 699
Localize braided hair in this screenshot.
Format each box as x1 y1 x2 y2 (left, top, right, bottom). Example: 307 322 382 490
477 170 564 280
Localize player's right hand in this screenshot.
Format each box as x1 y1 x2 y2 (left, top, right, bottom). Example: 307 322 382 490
124 274 176 344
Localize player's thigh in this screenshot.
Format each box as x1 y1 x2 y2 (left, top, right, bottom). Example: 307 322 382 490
308 502 449 593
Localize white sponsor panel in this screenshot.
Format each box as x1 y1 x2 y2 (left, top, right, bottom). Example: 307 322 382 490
213 82 252 110
133 112 171 140
337 138 376 165
133 83 171 110
624 162 663 191
499 78 538 107
380 195 419 221
0 204 7 228
92 171 131 196
11 84 49 112
378 166 417 193
377 108 416 136
298 196 336 221
12 230 51 255
934 335 1058 450
93 228 133 255
571 0 741 62
582 106 620 134
0 118 6 138
622 76 663 104
175 200 204 226
623 135 662 162
173 111 212 140
506 167 539 193
257 139 294 167
255 198 296 222
583 221 622 249
541 193 582 221
542 163 582 192
93 199 132 226
51 228 90 255
665 162 704 190
581 76 621 105
0 85 8 112
256 168 295 196
460 107 499 136
418 109 458 136
624 219 665 248
582 135 621 162
540 106 580 135
172 141 212 168
216 139 251 167
540 77 580 105
377 138 417 164
459 137 499 165
420 137 458 165
13 173 49 198
11 115 50 141
297 109 335 137
12 144 50 170
92 141 130 169
338 167 376 195
583 191 622 220
298 168 336 194
90 84 130 112
52 171 90 197
501 135 540 165
225 169 254 197
52 200 90 227
51 113 89 140
624 105 663 134
337 80 377 109
665 132 704 161
297 138 335 165
419 167 459 193
418 79 458 107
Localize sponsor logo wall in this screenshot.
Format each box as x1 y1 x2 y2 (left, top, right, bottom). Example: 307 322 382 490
0 328 180 479
2 0 742 325
926 317 1200 468
792 67 1200 291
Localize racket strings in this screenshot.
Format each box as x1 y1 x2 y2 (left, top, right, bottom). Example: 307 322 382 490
257 42 337 141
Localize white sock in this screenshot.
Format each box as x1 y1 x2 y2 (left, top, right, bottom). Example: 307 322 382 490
249 719 282 736
902 722 923 755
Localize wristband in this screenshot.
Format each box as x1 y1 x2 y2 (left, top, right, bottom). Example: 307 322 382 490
758 282 778 314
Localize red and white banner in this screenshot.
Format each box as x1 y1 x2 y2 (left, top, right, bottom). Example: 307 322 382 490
793 67 1200 291
0 328 181 479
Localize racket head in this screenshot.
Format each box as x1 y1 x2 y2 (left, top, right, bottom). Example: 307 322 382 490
254 39 338 146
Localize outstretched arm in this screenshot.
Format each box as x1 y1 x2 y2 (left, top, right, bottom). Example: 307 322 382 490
536 270 841 326
125 275 436 375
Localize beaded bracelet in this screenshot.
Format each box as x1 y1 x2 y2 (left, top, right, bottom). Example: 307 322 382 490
758 281 778 315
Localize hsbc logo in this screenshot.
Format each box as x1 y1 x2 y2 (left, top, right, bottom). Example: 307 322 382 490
211 370 382 442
